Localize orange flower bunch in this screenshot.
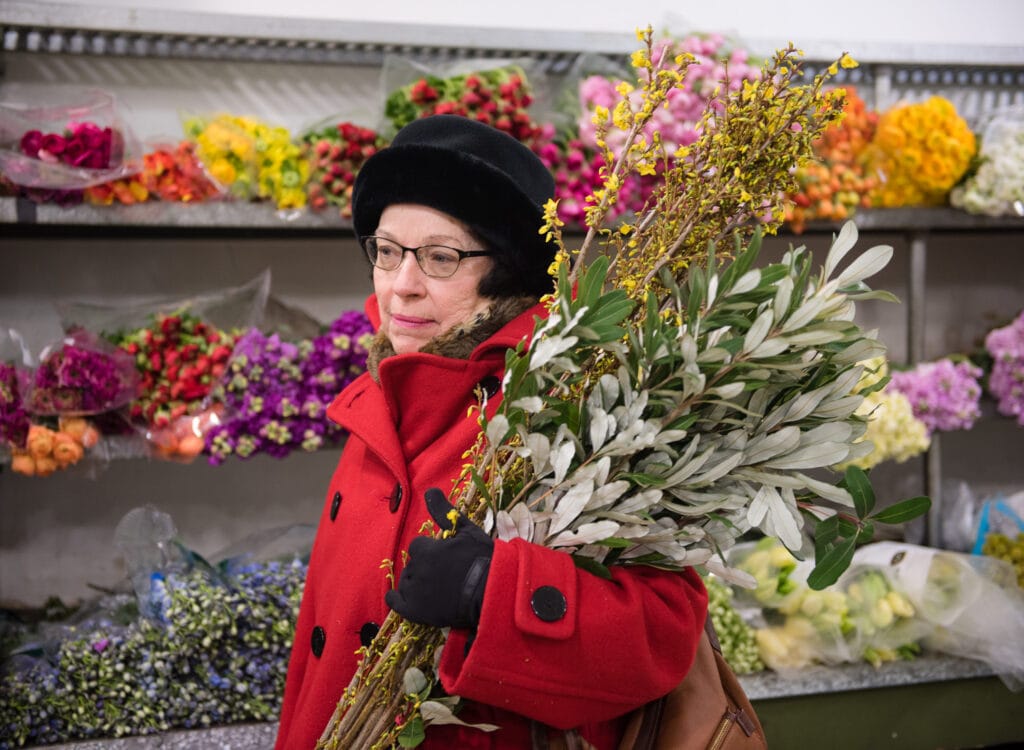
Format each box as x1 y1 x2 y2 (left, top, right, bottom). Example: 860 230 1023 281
9 418 100 477
785 86 880 232
866 95 976 207
84 142 223 205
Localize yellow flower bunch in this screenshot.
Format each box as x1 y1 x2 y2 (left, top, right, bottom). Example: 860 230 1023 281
866 96 976 207
184 114 309 208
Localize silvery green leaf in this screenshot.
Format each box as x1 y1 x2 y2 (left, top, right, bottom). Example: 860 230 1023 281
835 244 894 287
842 439 877 463
588 408 613 451
420 701 500 731
799 422 853 446
552 440 577 485
703 559 758 590
827 366 864 398
494 510 520 541
615 488 663 514
524 431 551 476
743 309 774 353
744 426 801 464
585 479 631 510
403 667 429 697
832 336 886 365
750 337 790 359
510 396 544 413
687 451 745 486
485 415 509 448
731 269 762 295
823 220 860 280
764 441 852 470
696 347 732 364
722 430 749 452
784 328 846 347
746 485 773 526
653 429 690 449
663 441 713 485
847 289 901 303
707 274 719 307
529 334 580 370
680 333 698 365
763 487 803 550
781 295 827 333
710 382 745 400
792 472 854 506
801 504 839 521
773 276 794 320
550 480 594 535
549 520 621 547
782 386 831 423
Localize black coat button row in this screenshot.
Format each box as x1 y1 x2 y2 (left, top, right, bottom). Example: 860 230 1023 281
530 585 567 622
330 491 342 521
311 625 326 658
389 483 402 513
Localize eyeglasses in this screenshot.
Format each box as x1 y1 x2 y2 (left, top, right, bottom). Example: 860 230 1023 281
360 236 491 279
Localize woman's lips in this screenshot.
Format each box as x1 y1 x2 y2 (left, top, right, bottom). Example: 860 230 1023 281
390 313 433 329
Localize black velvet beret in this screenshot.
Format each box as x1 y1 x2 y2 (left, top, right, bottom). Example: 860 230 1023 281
351 115 557 298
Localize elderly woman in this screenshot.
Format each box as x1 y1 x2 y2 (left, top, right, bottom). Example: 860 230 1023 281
275 115 708 750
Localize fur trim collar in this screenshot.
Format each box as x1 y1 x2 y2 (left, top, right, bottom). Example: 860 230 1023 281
366 296 537 381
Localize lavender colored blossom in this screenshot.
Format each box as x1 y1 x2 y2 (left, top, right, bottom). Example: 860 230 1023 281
887 358 984 433
204 310 373 463
985 309 1024 426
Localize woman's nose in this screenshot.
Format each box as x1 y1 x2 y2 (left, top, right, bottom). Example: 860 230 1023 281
391 251 427 293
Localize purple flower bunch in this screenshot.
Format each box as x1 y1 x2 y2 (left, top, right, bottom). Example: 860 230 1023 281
28 330 139 417
985 309 1024 426
205 310 373 463
887 357 984 433
0 362 30 449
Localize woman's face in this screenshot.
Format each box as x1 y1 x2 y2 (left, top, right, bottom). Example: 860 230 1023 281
372 203 494 355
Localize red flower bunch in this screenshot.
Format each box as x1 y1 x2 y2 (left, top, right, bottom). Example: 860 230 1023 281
111 311 236 429
386 66 544 145
301 122 385 216
85 141 222 206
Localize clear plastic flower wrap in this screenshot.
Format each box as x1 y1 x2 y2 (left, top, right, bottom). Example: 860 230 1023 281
729 538 932 672
55 271 271 463
0 89 143 190
853 541 1024 688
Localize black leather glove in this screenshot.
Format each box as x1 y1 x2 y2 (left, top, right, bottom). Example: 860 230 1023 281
384 488 494 630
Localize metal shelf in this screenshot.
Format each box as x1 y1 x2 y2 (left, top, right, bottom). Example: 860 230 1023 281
3 197 1022 234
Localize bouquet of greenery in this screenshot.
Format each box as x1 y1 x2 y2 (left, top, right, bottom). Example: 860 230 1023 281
319 29 929 749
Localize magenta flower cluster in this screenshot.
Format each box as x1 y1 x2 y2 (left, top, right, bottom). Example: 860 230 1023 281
532 138 639 225
17 120 121 206
0 362 30 449
985 309 1024 426
28 330 140 416
204 310 373 463
887 358 984 433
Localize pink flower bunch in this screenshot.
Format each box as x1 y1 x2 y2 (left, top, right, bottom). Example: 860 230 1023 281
577 34 760 159
985 310 1024 426
532 137 640 226
887 358 984 433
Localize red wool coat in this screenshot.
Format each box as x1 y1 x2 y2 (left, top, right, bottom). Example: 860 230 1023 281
275 298 708 750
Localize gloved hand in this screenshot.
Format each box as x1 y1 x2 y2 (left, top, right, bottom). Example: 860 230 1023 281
385 488 494 630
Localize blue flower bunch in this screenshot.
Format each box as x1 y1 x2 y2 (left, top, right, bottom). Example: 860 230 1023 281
0 559 306 748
